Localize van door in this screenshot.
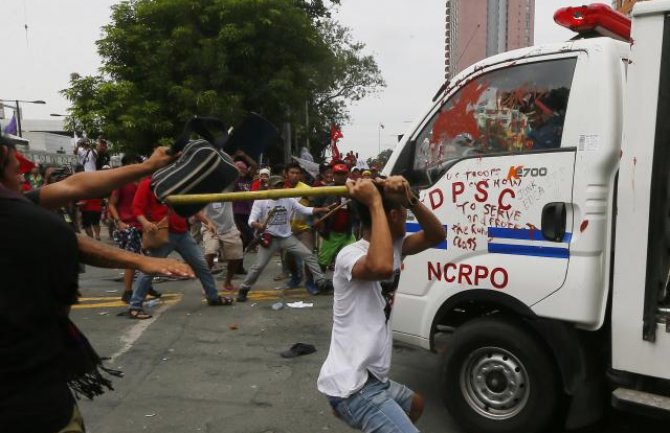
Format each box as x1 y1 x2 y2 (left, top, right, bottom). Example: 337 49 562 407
392 56 578 312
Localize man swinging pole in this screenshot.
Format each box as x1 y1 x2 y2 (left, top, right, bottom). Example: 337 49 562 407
317 176 446 433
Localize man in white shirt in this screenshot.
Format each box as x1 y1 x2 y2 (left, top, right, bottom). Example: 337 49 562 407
317 176 446 433
201 200 243 292
236 176 332 302
73 138 97 172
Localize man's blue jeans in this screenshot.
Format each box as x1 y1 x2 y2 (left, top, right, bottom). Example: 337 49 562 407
330 376 419 433
130 231 218 309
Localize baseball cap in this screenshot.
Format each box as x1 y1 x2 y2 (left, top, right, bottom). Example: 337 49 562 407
333 163 349 174
269 175 285 187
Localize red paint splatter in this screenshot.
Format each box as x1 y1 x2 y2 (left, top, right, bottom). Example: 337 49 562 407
431 80 488 143
526 223 538 239
580 220 589 233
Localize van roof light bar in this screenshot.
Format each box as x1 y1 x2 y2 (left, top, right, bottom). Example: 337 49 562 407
554 3 631 42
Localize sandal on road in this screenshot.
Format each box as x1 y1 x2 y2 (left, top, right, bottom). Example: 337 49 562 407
221 285 237 293
207 296 234 306
128 308 152 320
273 273 288 281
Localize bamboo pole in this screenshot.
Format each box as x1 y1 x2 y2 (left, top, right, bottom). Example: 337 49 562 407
165 185 349 205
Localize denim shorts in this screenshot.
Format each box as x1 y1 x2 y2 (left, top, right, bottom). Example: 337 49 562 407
329 375 419 433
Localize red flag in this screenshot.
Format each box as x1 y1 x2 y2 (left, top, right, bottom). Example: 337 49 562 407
331 141 341 161
16 152 36 174
330 124 343 160
330 124 343 142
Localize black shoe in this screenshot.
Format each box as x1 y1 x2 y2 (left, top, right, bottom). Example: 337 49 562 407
316 279 333 294
207 295 233 306
121 291 132 304
148 288 162 298
236 288 249 302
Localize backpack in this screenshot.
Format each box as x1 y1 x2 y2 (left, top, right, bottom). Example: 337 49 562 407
151 114 279 218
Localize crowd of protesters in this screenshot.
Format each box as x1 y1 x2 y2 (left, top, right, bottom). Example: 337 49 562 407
2 132 441 433
13 139 384 320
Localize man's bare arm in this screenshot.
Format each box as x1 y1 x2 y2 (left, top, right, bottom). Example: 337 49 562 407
77 235 194 277
38 147 175 210
402 201 446 256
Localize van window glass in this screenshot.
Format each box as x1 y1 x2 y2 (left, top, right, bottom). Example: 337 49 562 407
412 58 577 183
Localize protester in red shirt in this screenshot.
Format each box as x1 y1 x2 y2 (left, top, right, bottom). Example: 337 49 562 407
79 197 103 240
128 177 231 318
108 154 161 303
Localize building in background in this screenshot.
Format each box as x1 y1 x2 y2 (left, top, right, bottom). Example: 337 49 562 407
0 116 78 166
612 0 649 15
445 0 535 80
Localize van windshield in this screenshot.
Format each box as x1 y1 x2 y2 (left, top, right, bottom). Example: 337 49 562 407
411 58 577 183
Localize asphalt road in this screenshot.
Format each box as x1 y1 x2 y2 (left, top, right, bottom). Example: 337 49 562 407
71 248 665 433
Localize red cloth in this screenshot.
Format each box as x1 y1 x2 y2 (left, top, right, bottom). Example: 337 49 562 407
113 183 141 228
81 198 103 212
15 152 36 174
132 178 187 233
330 208 349 232
330 125 343 160
251 179 265 191
20 182 31 192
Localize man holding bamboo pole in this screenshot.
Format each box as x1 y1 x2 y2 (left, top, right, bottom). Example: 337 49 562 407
318 175 446 433
236 175 333 302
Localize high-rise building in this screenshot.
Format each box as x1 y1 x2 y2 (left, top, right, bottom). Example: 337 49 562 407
445 0 535 80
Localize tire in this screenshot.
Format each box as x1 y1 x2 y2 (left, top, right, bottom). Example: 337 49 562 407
442 316 561 433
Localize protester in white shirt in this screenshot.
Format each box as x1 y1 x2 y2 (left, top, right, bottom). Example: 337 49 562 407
236 175 332 302
73 138 97 172
201 200 244 292
317 176 446 433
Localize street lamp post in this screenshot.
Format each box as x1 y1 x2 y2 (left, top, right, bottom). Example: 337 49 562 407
0 99 46 137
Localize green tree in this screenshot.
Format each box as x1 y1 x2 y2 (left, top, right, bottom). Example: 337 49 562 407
367 148 393 169
61 0 383 160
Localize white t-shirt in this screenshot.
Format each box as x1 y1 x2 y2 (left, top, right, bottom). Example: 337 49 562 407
203 201 236 234
317 237 404 398
76 147 97 172
247 198 314 239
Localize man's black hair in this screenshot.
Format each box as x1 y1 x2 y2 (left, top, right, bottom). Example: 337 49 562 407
285 161 302 173
319 162 332 174
121 153 140 166
352 183 404 229
0 135 16 171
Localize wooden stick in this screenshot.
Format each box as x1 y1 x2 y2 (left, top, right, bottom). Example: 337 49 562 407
165 185 349 205
313 199 352 226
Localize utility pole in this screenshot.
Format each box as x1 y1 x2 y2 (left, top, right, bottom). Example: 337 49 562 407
305 99 310 151
283 122 292 164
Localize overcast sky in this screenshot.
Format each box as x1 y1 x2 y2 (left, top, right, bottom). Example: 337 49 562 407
1 0 591 158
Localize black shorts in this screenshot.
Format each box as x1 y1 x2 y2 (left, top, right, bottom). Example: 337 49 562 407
81 210 101 228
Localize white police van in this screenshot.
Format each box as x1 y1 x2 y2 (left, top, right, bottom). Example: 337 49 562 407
384 3 670 432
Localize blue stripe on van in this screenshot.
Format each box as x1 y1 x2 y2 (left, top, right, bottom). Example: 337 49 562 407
406 222 448 249
488 243 570 258
488 227 572 243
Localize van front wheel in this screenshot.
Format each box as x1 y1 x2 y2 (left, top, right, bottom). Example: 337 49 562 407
442 317 560 433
